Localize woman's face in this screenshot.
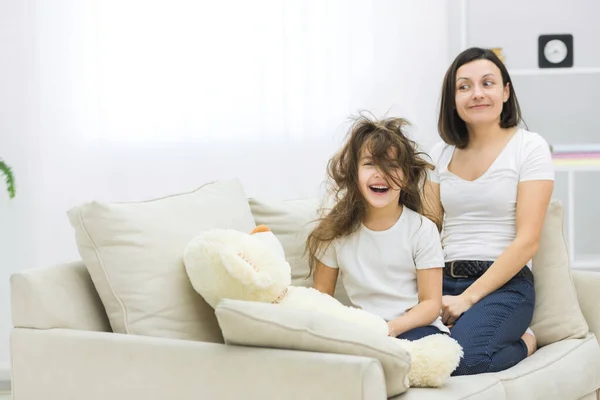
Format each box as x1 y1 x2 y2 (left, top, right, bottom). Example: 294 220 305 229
454 59 510 127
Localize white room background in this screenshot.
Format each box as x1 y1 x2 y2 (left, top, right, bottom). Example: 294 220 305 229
0 0 451 374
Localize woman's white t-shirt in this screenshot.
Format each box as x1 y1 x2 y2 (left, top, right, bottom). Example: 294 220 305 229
428 129 555 268
318 206 449 333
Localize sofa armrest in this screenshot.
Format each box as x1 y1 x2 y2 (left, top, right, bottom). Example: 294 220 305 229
573 270 600 344
11 328 386 400
11 261 111 332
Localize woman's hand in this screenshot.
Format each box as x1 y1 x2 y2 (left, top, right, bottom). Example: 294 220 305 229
441 294 475 326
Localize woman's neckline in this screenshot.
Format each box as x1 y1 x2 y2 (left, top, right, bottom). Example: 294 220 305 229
446 128 522 183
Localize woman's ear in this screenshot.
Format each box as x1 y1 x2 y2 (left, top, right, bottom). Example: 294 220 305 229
503 82 511 102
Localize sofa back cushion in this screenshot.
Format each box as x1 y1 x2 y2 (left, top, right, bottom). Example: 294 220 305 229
67 178 256 343
248 197 352 306
531 200 589 346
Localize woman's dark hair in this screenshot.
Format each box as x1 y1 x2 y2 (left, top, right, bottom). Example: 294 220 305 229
438 47 523 149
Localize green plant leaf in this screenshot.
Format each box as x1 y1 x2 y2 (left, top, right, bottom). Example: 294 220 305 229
0 159 16 199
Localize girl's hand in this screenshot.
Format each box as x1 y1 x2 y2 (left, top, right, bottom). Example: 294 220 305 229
441 294 474 326
387 320 406 338
387 320 398 337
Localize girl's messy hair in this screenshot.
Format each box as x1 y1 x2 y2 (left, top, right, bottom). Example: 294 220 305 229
305 113 437 276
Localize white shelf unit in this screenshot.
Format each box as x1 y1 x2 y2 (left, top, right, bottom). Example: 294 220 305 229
554 164 600 270
509 67 600 77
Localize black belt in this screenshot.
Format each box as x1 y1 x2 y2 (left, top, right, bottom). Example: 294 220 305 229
444 260 533 281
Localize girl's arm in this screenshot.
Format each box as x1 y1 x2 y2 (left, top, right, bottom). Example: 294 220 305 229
313 261 339 297
387 268 443 336
442 180 554 325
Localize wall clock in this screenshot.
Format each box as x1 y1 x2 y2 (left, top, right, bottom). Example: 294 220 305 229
538 34 573 68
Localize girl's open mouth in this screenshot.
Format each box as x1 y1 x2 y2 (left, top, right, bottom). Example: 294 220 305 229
369 185 389 194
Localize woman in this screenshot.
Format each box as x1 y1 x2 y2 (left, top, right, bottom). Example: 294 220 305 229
425 47 554 375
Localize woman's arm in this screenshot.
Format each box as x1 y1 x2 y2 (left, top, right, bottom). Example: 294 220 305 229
313 260 339 297
387 268 443 336
463 180 553 301
442 180 554 325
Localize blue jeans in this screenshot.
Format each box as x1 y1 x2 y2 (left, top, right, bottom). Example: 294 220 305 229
443 266 535 376
396 325 447 341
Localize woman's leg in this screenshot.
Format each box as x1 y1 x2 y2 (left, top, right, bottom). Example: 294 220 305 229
447 276 535 376
396 325 446 341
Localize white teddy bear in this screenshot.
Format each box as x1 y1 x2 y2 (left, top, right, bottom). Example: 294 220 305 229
184 225 463 388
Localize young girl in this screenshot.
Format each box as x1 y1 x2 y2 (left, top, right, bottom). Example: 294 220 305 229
307 115 447 340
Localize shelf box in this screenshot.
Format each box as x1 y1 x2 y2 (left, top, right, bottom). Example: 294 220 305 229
571 255 600 270
553 164 600 172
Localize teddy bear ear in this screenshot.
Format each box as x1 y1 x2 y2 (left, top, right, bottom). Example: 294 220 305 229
249 230 286 260
219 248 274 289
250 225 271 234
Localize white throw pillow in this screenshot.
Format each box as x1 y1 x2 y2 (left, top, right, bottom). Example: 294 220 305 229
215 298 411 397
68 178 256 343
530 200 589 346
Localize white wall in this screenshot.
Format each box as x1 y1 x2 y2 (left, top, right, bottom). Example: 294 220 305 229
0 0 451 372
0 0 41 378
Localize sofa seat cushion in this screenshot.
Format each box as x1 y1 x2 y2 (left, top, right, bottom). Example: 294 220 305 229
392 375 505 400
488 334 600 400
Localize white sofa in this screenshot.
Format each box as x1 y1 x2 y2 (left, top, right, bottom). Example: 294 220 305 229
9 178 600 399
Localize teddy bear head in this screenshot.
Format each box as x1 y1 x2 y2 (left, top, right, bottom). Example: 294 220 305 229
183 226 291 308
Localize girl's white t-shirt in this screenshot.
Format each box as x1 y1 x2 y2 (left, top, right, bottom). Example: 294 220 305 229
428 128 555 267
318 206 448 333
